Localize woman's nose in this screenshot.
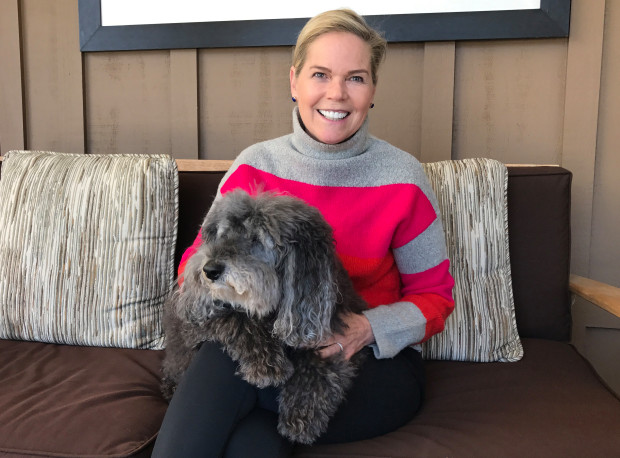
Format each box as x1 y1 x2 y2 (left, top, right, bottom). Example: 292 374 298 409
327 78 346 100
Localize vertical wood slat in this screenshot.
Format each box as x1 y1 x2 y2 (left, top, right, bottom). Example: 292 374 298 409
20 0 84 154
590 0 620 286
420 41 455 162
371 43 425 158
561 0 606 276
0 0 25 154
170 49 199 159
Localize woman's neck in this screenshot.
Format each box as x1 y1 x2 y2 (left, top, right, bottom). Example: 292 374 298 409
291 107 370 160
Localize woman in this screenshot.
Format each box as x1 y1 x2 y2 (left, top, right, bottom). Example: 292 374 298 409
153 9 454 457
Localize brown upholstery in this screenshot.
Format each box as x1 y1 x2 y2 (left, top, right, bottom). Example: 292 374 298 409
294 339 620 457
1 163 619 457
0 340 165 457
174 170 224 269
507 167 572 341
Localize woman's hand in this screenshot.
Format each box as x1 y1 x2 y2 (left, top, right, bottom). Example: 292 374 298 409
317 313 375 360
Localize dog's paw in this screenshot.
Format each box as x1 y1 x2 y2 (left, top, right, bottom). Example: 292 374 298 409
277 405 325 444
277 379 332 443
276 350 362 443
238 357 294 388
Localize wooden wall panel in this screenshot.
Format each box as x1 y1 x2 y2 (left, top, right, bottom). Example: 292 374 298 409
85 48 200 156
0 0 25 154
198 47 293 160
170 49 199 159
591 0 620 286
421 42 455 163
371 43 424 158
561 0 606 276
85 50 174 155
20 0 84 154
452 39 567 164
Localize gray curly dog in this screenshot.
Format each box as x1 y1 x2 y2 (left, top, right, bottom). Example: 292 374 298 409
161 190 368 444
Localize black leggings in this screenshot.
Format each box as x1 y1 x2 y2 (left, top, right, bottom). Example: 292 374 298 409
152 342 425 458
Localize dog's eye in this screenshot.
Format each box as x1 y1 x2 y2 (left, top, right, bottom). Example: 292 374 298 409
250 242 269 259
249 228 275 250
202 224 218 241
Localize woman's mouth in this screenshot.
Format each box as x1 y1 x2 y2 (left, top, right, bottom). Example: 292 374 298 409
318 110 349 121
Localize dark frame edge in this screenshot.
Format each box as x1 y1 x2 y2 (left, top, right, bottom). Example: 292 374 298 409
78 0 103 52
541 0 572 36
78 0 571 52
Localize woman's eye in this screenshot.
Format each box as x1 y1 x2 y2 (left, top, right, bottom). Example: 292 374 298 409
313 72 326 79
350 75 364 83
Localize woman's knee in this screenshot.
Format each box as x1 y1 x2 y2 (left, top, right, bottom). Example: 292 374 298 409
224 409 292 458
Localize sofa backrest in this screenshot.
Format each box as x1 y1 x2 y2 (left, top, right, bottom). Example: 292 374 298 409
0 160 573 342
175 165 573 342
505 166 572 341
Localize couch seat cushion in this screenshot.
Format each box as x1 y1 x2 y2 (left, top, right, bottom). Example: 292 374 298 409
294 339 620 457
0 339 166 457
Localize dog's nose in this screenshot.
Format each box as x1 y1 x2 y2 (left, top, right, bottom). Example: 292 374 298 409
203 262 225 281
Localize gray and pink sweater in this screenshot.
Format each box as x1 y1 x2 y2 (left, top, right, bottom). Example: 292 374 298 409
179 108 454 359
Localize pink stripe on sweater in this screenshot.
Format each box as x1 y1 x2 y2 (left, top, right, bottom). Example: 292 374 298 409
401 259 454 302
178 234 203 281
222 165 437 258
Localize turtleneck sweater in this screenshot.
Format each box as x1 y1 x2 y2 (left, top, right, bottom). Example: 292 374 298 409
179 108 454 358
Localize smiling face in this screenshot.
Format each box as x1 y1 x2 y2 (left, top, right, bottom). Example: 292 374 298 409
290 32 376 145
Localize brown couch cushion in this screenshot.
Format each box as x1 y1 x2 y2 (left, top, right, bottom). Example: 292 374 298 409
294 339 620 457
507 167 572 341
0 340 166 457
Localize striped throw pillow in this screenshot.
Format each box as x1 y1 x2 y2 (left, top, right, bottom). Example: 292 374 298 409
422 158 523 362
0 151 178 349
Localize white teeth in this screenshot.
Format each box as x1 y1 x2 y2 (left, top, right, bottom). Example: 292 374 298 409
318 110 348 121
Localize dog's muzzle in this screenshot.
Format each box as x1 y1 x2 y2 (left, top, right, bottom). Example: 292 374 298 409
203 261 225 281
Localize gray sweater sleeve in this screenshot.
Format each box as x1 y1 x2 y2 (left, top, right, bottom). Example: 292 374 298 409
363 303 427 359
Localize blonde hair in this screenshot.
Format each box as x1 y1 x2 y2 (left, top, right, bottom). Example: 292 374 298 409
292 9 387 85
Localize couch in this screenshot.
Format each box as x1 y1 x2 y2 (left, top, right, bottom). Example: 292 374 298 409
0 153 619 457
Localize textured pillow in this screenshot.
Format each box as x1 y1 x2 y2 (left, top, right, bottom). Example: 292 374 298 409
421 158 523 362
0 151 178 349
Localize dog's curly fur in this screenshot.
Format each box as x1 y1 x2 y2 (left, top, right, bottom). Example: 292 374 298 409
161 190 368 444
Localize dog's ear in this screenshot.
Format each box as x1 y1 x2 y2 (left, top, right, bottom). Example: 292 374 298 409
271 206 339 348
